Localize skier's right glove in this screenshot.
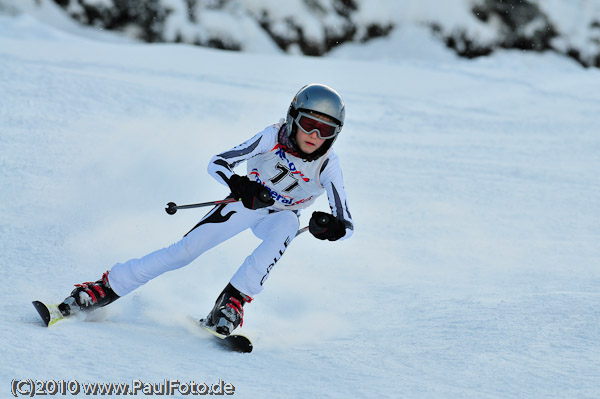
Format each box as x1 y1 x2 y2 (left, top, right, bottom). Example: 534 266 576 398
227 174 274 210
309 211 346 241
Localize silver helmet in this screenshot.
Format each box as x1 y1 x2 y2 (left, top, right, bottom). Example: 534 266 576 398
287 83 345 133
285 84 345 159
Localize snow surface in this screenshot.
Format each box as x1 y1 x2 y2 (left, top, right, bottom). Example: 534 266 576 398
1 11 600 399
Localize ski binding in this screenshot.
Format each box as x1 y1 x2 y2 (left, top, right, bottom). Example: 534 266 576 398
191 317 253 353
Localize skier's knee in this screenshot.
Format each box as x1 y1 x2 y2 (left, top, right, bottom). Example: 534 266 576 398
277 211 300 236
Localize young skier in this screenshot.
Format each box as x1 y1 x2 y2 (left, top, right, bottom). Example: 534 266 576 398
57 83 354 335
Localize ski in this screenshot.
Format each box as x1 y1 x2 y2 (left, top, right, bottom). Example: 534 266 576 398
190 317 253 353
33 302 252 352
32 301 67 327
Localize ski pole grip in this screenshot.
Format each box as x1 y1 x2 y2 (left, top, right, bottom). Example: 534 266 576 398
317 214 330 227
258 190 271 203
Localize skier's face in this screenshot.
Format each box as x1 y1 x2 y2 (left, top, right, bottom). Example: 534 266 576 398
296 129 326 154
294 112 335 154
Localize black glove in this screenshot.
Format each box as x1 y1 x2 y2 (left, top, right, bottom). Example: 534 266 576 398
227 174 274 210
309 211 346 241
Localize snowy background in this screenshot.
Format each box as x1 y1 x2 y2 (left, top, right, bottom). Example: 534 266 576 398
2 0 600 67
1 2 600 399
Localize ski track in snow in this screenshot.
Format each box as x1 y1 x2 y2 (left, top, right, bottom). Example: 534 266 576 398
1 14 600 399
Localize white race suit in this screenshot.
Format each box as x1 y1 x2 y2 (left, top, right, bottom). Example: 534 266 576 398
108 121 354 298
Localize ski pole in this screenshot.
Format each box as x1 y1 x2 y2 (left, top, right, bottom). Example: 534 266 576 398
165 199 238 215
166 200 329 237
295 226 309 237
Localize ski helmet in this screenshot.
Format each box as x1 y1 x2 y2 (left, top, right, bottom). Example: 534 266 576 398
285 84 345 159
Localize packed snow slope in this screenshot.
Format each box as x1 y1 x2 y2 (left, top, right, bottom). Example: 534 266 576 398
1 14 600 399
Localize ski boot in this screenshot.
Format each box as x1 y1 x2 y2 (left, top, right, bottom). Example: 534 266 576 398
204 283 253 336
58 271 120 316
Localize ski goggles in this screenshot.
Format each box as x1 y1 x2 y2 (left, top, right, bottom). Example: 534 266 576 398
294 111 341 139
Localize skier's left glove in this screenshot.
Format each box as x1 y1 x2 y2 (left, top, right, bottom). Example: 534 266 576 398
309 211 346 241
227 174 274 210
